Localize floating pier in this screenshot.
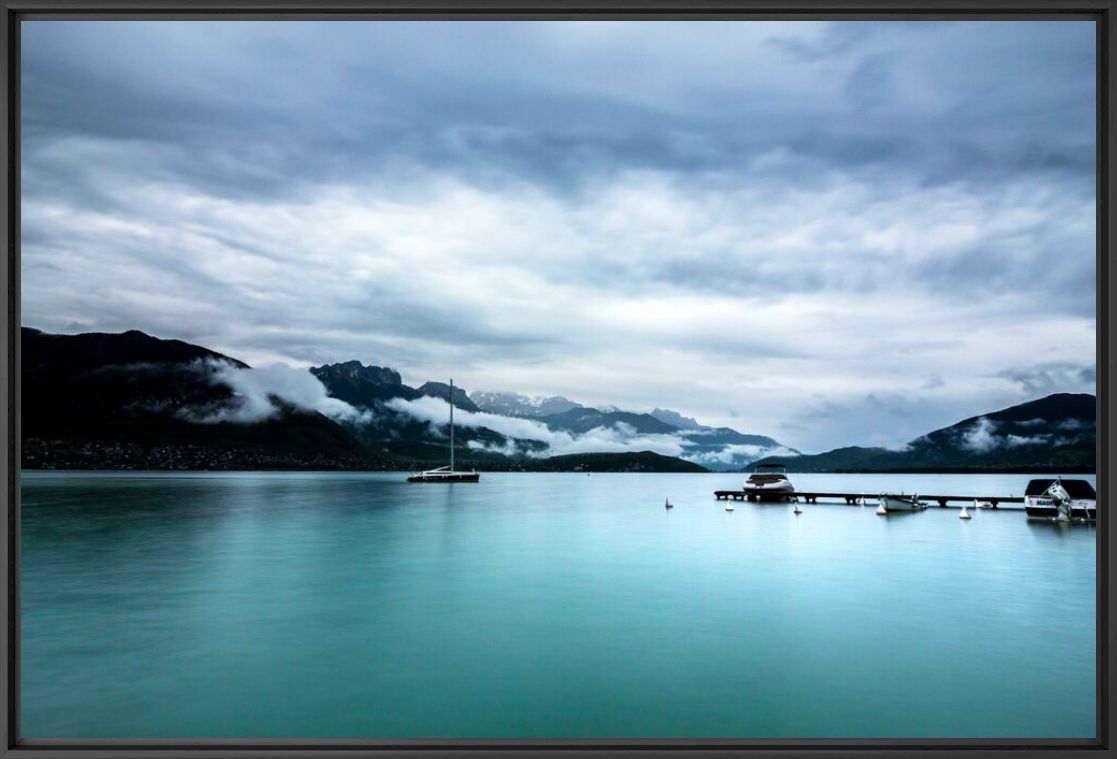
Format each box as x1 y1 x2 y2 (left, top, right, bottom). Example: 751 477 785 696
713 491 1024 508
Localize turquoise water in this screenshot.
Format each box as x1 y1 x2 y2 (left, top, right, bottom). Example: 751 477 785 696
20 471 1096 739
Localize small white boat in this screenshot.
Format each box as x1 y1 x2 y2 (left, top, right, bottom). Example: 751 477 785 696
665 498 673 510
793 505 802 515
959 506 971 520
725 502 735 512
875 503 887 516
743 463 796 502
878 493 926 512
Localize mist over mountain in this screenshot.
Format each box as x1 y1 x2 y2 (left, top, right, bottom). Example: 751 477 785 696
538 407 679 436
20 327 1094 473
418 382 480 412
753 393 1095 472
21 327 375 471
470 391 583 418
649 408 703 431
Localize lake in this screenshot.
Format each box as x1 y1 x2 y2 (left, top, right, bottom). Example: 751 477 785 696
19 471 1097 739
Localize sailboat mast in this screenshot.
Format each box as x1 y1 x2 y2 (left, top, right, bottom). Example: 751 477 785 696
449 378 455 472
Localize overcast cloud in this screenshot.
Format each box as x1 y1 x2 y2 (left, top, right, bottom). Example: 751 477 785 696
20 20 1096 452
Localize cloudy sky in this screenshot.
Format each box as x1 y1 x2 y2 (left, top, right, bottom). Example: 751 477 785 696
20 20 1096 452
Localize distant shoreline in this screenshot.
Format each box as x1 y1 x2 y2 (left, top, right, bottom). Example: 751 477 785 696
21 466 1096 475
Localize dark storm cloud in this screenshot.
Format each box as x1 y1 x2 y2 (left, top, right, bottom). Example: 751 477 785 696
19 20 1097 450
22 22 1095 197
996 363 1097 397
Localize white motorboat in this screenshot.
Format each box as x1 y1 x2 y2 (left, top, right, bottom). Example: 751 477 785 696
406 378 480 484
744 463 796 502
877 493 927 512
1024 478 1096 523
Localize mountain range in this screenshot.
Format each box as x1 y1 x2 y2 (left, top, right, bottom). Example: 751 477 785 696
751 393 1096 473
471 391 583 418
20 326 1096 473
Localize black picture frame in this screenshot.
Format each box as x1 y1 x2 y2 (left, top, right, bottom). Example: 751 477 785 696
0 2 1112 756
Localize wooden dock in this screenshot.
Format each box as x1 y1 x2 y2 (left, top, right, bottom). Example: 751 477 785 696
714 491 1024 508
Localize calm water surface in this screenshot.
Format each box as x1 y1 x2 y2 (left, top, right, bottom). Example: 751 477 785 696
21 471 1097 739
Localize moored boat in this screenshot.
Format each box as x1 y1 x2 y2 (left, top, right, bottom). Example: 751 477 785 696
878 493 927 512
744 463 796 502
1024 478 1096 523
407 465 480 483
406 378 480 484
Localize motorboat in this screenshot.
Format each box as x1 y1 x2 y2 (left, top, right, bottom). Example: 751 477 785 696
877 493 927 512
1024 478 1096 523
744 463 796 502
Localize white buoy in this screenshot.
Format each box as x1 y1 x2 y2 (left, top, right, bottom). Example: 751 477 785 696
876 503 888 516
959 506 971 520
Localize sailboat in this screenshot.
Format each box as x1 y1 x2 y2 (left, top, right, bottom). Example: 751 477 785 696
406 378 481 483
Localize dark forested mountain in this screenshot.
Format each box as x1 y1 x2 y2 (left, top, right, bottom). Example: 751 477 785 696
24 327 241 437
22 327 373 470
534 450 708 473
417 381 480 412
23 327 248 373
309 360 420 406
754 393 1095 472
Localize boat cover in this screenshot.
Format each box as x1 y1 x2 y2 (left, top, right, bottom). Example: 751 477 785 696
1024 479 1096 498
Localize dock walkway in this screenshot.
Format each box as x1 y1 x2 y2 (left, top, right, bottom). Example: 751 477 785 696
713 491 1024 508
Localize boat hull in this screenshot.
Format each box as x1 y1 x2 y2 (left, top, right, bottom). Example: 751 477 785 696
743 474 795 502
406 472 481 483
1022 480 1097 523
879 494 926 512
1024 497 1096 522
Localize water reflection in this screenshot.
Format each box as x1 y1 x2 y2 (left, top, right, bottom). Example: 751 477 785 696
20 471 1096 740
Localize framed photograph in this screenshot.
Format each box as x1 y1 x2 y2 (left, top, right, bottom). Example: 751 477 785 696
1 2 1112 757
